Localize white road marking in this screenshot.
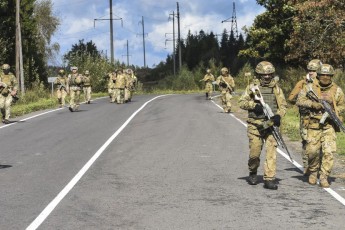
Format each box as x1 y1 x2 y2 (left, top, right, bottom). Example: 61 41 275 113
0 97 107 129
26 95 169 230
211 99 345 206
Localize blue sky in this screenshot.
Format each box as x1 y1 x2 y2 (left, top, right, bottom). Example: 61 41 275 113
50 0 265 68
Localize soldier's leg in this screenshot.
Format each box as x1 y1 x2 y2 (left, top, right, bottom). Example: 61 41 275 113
111 89 116 103
0 95 5 121
247 124 263 185
300 116 309 174
119 89 125 104
221 91 227 112
264 133 278 181
69 89 76 111
83 88 87 102
108 88 112 101
225 91 232 113
4 94 13 120
87 87 92 102
61 90 67 107
57 89 62 106
306 128 322 185
319 127 336 187
124 88 129 102
75 90 81 110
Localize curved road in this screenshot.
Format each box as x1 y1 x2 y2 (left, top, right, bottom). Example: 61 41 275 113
0 94 345 229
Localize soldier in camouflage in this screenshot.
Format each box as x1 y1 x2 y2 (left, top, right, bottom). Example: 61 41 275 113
288 59 321 175
216 67 235 113
0 64 18 124
83 70 92 104
239 61 287 190
200 69 215 100
296 64 345 188
124 69 137 103
54 69 69 108
68 66 83 112
114 69 127 104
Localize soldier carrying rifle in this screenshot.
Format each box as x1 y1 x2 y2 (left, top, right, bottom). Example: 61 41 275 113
239 61 287 190
0 64 18 124
296 64 345 188
54 69 69 108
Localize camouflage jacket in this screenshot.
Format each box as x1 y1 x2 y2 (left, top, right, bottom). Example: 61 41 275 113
239 79 287 125
201 73 215 83
296 79 345 123
114 73 127 89
54 76 68 90
288 73 315 104
216 74 235 92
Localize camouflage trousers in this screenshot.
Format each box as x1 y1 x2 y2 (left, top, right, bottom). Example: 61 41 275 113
247 123 278 180
0 93 13 120
124 88 132 102
56 89 67 107
300 115 309 169
83 86 92 102
204 82 213 98
306 125 336 177
69 87 81 110
114 88 125 104
220 90 232 112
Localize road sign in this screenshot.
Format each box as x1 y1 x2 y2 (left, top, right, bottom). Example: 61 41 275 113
48 77 57 83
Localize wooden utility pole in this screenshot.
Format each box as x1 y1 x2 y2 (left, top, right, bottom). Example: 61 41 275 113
16 0 25 94
177 2 182 71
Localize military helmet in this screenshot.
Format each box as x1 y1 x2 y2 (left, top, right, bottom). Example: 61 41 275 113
307 59 321 71
84 70 89 75
317 64 335 76
2 64 10 70
255 61 275 74
58 69 65 74
221 67 228 74
206 69 211 74
70 66 78 71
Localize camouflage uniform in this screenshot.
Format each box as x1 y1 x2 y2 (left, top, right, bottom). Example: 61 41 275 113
216 67 235 113
107 72 116 103
54 69 69 108
239 61 287 190
0 64 18 124
114 69 127 104
296 64 345 188
288 59 321 174
200 69 215 99
83 70 92 104
68 66 83 112
124 69 136 103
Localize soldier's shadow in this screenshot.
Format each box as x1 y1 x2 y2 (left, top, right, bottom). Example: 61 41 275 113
0 165 12 169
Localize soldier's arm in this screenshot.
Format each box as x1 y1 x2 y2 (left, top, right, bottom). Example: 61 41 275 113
276 86 287 117
288 80 304 103
335 87 345 114
238 86 256 110
296 88 314 109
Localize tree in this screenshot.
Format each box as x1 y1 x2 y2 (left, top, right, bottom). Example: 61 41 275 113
64 39 101 64
286 0 345 67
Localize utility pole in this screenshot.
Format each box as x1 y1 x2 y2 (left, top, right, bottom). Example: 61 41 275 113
176 2 182 71
94 1 123 65
16 0 24 94
109 0 114 64
221 1 239 39
139 16 147 68
168 11 176 77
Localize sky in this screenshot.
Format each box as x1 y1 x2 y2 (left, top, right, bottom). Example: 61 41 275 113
50 0 265 68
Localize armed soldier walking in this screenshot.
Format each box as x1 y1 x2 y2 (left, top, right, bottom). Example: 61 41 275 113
239 61 287 190
0 64 18 124
68 66 83 112
296 64 345 188
288 59 321 175
114 69 127 104
83 70 92 104
54 69 69 108
216 67 235 113
200 69 215 100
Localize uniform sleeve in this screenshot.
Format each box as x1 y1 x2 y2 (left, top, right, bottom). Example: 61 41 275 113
335 87 345 114
238 85 256 110
275 86 287 117
11 75 18 91
296 87 314 109
288 80 304 103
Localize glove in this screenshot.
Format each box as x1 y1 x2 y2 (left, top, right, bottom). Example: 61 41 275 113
311 102 323 110
271 115 281 127
254 103 264 114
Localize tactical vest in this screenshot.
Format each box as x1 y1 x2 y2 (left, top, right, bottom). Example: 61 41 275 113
70 74 82 86
83 76 91 86
248 85 278 119
1 74 14 88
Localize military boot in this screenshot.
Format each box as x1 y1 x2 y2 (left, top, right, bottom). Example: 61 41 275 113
247 172 258 185
205 93 209 99
264 180 278 190
319 174 330 188
303 167 310 176
308 172 318 185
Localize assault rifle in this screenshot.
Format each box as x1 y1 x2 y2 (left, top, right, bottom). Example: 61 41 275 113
306 89 345 133
220 76 234 92
251 85 293 161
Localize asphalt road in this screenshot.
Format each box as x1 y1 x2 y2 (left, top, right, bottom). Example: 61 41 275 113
1 94 345 230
